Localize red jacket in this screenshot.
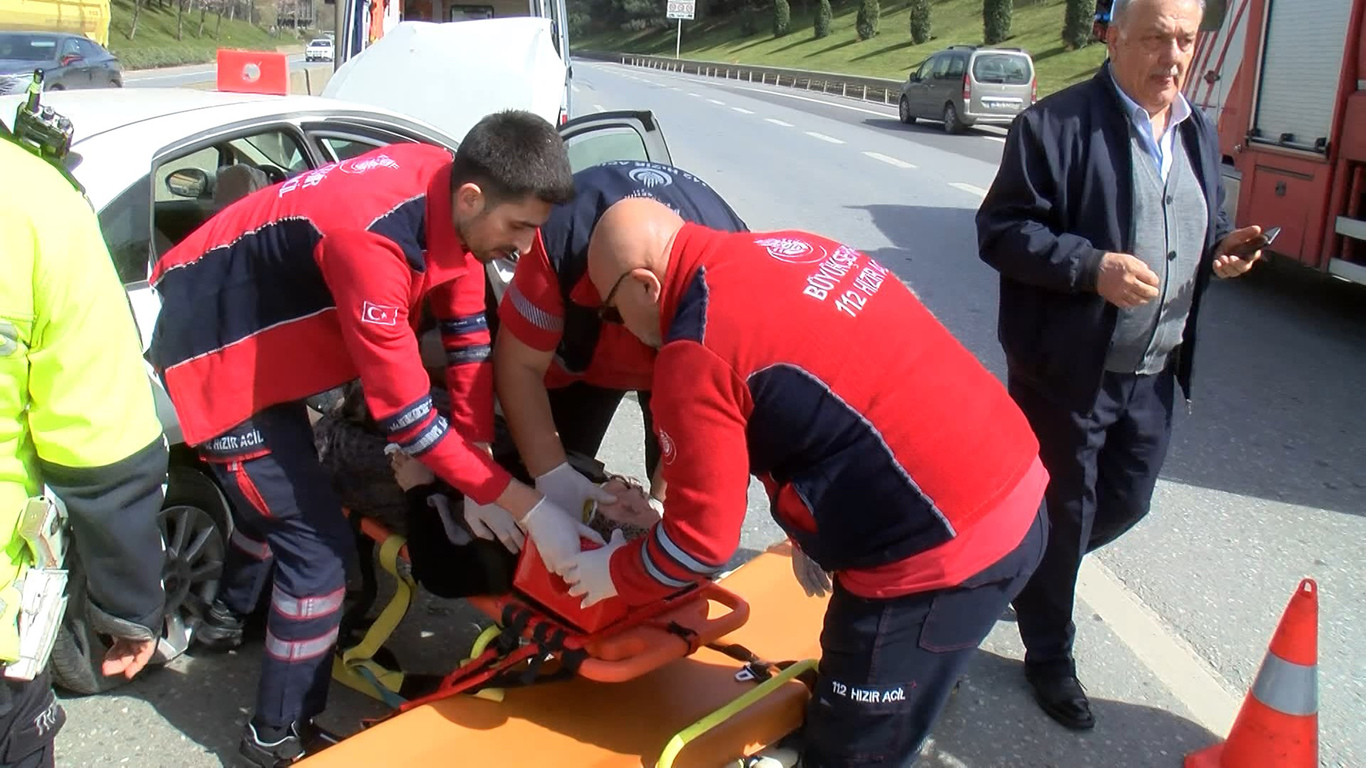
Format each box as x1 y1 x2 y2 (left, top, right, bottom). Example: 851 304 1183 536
148 144 511 505
610 225 1048 604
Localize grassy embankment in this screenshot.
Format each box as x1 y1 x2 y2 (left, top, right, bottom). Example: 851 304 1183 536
574 0 1107 97
106 0 301 70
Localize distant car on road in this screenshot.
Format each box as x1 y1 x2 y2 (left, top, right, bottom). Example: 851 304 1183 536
898 44 1036 134
305 36 334 61
0 30 122 94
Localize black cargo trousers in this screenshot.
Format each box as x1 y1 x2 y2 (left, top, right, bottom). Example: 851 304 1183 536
0 673 64 768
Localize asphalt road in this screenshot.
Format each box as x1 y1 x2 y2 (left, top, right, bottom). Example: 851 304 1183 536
55 60 1363 767
122 54 312 88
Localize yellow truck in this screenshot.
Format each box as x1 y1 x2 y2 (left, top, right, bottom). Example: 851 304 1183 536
0 0 111 46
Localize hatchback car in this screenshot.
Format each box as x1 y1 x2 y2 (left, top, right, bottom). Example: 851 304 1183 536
898 44 1036 134
0 31 122 94
0 18 671 699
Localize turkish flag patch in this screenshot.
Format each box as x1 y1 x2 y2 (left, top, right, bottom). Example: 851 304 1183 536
361 301 400 326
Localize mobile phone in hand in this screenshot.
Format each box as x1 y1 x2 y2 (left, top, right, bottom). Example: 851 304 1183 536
1229 226 1281 258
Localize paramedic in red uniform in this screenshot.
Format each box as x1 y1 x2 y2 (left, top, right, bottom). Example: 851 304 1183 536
147 111 600 767
494 160 748 512
562 199 1050 766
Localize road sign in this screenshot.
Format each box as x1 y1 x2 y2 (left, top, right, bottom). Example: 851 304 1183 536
667 0 695 20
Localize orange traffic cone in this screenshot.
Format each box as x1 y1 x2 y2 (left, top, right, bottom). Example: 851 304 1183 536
1185 579 1319 768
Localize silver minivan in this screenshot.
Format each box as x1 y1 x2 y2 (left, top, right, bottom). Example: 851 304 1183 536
898 45 1037 134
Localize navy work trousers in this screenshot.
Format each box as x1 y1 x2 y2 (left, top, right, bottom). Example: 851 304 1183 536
1008 367 1175 670
201 401 354 729
800 506 1047 767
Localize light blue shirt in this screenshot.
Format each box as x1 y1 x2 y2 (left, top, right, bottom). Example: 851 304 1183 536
1111 73 1193 182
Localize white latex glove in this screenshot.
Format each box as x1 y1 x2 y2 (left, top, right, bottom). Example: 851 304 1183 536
792 543 832 598
519 496 606 575
535 462 617 523
564 529 629 608
462 497 526 553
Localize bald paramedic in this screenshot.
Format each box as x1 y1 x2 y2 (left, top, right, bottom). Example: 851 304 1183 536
494 160 748 513
562 199 1049 766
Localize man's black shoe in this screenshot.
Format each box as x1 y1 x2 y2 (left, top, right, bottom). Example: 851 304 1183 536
1025 666 1095 730
195 599 246 652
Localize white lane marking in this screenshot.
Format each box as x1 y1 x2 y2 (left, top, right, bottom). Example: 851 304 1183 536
571 84 580 93
984 136 1006 143
1077 558 1240 736
732 107 755 114
688 92 702 97
863 151 917 169
949 182 988 197
707 98 725 105
766 118 794 127
806 131 844 144
591 104 606 113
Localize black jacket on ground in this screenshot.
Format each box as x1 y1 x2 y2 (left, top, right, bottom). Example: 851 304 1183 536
976 62 1232 410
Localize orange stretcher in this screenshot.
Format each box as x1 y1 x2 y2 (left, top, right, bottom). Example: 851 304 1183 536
311 515 829 768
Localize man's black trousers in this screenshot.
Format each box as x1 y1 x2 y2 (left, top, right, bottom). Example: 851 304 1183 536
1007 367 1175 670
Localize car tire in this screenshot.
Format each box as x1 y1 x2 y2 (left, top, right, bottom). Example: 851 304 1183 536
943 102 964 135
50 465 232 696
899 97 915 125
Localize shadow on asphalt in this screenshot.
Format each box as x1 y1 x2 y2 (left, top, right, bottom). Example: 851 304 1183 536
855 201 1366 518
927 650 1221 767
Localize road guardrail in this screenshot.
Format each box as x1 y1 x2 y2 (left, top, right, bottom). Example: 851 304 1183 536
575 50 907 108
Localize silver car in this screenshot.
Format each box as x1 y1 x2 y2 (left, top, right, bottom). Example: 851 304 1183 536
898 45 1036 134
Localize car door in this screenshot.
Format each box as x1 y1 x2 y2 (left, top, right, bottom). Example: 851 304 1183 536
905 57 936 116
56 37 90 88
557 110 672 172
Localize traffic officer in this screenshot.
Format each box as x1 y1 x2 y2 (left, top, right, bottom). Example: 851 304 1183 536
1 128 168 766
493 160 749 511
562 199 1050 766
147 111 601 766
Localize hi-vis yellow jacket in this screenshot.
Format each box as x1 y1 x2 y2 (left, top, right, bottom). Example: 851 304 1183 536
0 138 168 660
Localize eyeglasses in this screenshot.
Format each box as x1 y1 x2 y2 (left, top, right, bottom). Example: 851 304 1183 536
597 271 630 325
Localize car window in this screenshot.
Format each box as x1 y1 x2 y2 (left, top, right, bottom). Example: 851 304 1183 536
76 39 103 59
972 54 1032 84
563 127 652 172
59 38 80 58
152 128 311 255
946 55 967 78
319 136 387 162
98 175 154 284
911 60 931 81
930 55 952 80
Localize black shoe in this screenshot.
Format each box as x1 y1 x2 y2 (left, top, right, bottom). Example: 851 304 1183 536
196 599 246 652
1025 665 1095 730
237 722 304 768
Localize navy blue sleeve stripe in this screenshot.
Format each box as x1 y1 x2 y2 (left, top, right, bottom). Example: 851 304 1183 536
399 414 449 456
381 395 434 435
439 313 488 336
445 344 491 365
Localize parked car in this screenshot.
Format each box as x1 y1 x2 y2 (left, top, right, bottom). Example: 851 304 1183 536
0 31 122 95
0 25 671 696
898 44 1036 134
305 36 334 61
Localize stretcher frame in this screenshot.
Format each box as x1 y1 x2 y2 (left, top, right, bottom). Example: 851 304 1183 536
318 512 828 768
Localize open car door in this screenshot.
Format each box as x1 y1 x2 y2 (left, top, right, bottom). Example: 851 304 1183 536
485 110 675 302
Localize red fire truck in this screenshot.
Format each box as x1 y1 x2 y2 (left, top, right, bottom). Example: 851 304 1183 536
1185 0 1366 284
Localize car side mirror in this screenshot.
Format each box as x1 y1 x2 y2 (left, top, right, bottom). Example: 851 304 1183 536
166 168 211 198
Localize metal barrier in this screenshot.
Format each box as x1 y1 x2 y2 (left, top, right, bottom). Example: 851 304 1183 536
576 50 906 108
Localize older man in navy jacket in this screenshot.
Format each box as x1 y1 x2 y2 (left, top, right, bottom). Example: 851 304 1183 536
976 0 1263 731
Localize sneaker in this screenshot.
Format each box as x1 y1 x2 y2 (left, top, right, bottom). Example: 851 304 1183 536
237 722 304 768
195 599 246 652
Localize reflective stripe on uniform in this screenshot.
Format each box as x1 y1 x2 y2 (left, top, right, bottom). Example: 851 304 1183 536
640 540 692 589
507 282 563 333
230 529 272 560
264 626 340 662
271 585 346 620
445 344 491 365
655 525 719 576
1250 653 1318 717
